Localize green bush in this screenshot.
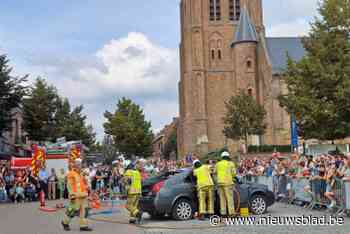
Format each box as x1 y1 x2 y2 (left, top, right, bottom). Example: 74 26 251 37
248 145 292 153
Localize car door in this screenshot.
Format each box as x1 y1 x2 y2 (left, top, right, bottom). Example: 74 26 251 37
236 182 250 207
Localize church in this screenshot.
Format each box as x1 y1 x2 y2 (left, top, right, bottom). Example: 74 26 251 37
177 0 306 157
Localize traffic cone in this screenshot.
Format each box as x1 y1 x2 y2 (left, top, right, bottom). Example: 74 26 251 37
39 190 45 207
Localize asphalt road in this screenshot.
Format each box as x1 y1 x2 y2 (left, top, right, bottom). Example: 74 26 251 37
0 201 349 234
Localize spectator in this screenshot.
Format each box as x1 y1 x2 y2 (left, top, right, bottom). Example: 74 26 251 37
48 168 57 200
89 166 97 191
324 164 337 208
15 182 25 203
38 166 48 198
8 185 16 203
57 169 66 200
0 180 7 202
25 182 37 201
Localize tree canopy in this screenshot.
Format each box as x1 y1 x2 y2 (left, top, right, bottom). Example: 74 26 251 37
23 78 60 142
104 98 153 158
23 78 96 146
278 0 350 141
0 55 27 137
223 90 267 147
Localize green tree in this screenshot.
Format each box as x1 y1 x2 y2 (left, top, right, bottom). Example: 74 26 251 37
101 135 118 164
59 105 96 147
0 55 27 136
279 0 350 141
55 97 71 138
223 90 267 149
23 78 60 142
104 98 153 158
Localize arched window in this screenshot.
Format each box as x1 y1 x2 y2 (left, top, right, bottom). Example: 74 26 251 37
229 0 241 21
209 0 221 21
211 49 215 60
247 88 253 96
247 60 252 68
218 50 222 60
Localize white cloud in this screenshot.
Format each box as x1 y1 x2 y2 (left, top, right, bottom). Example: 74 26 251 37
27 32 180 139
264 0 319 37
266 18 311 37
54 32 179 101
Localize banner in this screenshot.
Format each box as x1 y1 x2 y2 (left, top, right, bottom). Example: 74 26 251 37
291 115 299 149
11 157 32 170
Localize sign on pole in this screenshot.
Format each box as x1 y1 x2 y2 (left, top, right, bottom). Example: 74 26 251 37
291 115 299 150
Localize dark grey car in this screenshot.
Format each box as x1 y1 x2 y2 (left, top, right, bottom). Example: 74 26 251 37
140 168 275 220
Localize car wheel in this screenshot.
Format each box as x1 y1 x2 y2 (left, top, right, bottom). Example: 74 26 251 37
172 198 194 220
249 194 267 215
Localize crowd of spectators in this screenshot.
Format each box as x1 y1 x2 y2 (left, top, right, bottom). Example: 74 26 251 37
0 158 181 203
237 153 350 208
0 165 44 203
2 152 350 208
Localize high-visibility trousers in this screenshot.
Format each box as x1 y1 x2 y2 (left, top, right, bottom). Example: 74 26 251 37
198 186 214 215
218 185 235 216
63 197 88 227
126 194 141 218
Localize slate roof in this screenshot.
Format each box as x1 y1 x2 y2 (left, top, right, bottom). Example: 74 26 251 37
231 8 258 47
265 37 306 74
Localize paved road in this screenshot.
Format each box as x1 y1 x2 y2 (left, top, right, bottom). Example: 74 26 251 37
0 201 349 234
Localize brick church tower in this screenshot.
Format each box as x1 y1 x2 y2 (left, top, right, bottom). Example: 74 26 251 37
177 0 303 157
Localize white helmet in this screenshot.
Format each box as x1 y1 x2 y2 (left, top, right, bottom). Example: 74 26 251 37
221 151 230 158
192 159 201 166
75 158 82 165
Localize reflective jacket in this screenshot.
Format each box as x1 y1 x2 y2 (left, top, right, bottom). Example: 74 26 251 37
215 160 236 185
124 169 142 195
67 170 87 198
193 165 214 189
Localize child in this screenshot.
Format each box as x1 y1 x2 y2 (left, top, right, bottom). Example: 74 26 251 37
9 185 16 203
25 183 37 201
15 182 25 203
0 181 7 202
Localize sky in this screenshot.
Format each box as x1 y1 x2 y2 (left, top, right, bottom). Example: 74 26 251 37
0 0 320 140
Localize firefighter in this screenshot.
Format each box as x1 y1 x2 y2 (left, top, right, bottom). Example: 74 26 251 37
215 151 237 217
123 162 143 224
193 159 214 220
61 158 92 231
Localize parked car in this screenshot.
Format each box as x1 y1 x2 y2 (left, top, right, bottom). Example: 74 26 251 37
140 168 275 220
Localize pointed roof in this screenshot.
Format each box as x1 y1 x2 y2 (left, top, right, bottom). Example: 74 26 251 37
231 8 258 47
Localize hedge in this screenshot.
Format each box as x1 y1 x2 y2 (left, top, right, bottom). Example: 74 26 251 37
248 145 292 153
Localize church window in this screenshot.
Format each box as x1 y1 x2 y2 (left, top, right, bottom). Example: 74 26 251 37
247 60 252 68
248 88 253 96
209 0 221 21
218 50 222 60
229 0 241 21
211 49 215 60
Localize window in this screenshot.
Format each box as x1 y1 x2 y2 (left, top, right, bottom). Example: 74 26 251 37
209 0 221 21
211 49 215 60
218 50 222 60
247 60 252 68
248 88 253 96
229 0 241 21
